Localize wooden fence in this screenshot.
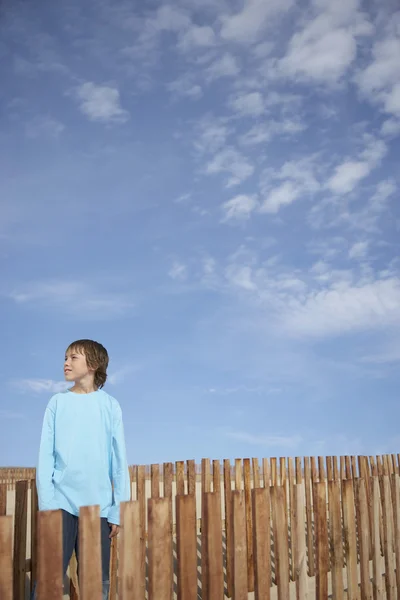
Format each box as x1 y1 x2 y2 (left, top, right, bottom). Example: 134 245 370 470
0 454 399 598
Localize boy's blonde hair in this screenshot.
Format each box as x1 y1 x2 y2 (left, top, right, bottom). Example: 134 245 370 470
66 339 109 389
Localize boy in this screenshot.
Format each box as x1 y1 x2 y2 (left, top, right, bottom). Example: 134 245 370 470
32 339 130 600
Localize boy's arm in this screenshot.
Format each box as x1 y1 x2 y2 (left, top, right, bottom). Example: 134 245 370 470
108 403 130 526
36 402 57 511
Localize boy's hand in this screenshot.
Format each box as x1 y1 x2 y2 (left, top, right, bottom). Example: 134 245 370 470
109 523 120 538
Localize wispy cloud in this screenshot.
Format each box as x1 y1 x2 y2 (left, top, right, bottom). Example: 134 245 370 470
168 261 188 280
12 379 70 394
75 82 129 123
221 428 302 449
222 194 258 221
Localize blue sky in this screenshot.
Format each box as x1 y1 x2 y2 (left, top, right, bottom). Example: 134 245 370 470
1 0 399 467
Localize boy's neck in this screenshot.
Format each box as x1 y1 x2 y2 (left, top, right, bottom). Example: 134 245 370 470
70 380 98 394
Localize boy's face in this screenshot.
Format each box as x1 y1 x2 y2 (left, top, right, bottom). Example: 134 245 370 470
64 349 94 382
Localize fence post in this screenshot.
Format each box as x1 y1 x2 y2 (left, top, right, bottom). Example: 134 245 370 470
252 487 270 600
0 483 6 516
13 480 28 600
314 481 328 600
356 478 372 600
202 492 224 600
342 479 358 600
79 505 102 600
0 516 13 600
231 491 247 600
148 497 173 600
176 494 197 600
37 510 63 600
294 482 307 600
271 485 290 600
120 501 144 600
327 479 343 600
223 458 233 598
381 475 396 600
243 458 254 592
372 477 383 598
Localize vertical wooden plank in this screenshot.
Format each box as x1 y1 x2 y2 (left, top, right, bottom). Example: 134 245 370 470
263 458 270 488
37 510 63 600
310 456 318 484
369 456 377 477
148 497 173 600
109 537 118 600
359 456 373 560
288 457 296 582
252 458 260 489
351 456 358 479
345 456 352 479
303 457 314 577
0 516 13 600
176 461 185 496
187 460 196 496
120 501 144 600
342 479 359 600
176 494 197 600
13 480 28 600
326 456 333 482
201 458 211 600
381 475 396 600
391 475 400 594
231 491 247 600
79 505 102 600
295 457 302 484
136 465 146 595
252 488 270 600
356 479 373 600
223 459 233 598
372 477 383 599
294 482 307 600
163 462 173 530
213 460 221 495
243 458 254 592
328 480 344 600
333 456 339 481
280 457 287 489
314 482 328 600
0 483 6 516
202 492 224 600
340 456 346 480
271 486 290 600
318 456 326 482
151 463 160 498
235 459 242 490
270 458 277 487
30 479 38 595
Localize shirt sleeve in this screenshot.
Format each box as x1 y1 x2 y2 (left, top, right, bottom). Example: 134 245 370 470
107 402 131 525
36 399 57 511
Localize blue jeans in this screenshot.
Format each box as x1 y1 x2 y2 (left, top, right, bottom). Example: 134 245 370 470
31 509 111 600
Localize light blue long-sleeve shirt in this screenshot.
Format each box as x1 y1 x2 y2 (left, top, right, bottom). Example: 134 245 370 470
36 389 130 525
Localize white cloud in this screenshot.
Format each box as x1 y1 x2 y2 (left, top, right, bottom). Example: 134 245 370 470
167 75 202 100
381 118 400 137
225 264 257 291
178 25 216 51
281 277 400 337
108 364 141 385
240 118 305 145
205 147 254 187
229 91 264 116
7 280 133 318
222 194 258 221
13 379 70 394
348 241 368 259
260 181 300 213
169 261 187 280
25 116 65 138
219 0 293 43
205 53 240 82
76 82 129 123
222 428 302 448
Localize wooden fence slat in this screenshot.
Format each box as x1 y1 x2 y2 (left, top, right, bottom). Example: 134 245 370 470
187 460 196 496
310 456 317 484
213 460 221 495
176 494 197 600
232 491 247 600
303 457 314 577
262 458 270 488
223 459 233 598
270 458 277 487
30 479 38 595
333 456 339 481
351 456 357 479
163 462 173 531
110 536 118 600
318 456 326 482
381 475 396 600
252 458 260 489
37 510 63 600
202 492 224 600
342 479 359 600
0 516 13 600
120 501 144 600
243 458 254 592
391 475 400 594
340 456 346 480
176 461 185 496
148 497 173 600
271 485 290 600
314 482 328 600
201 458 212 599
294 482 307 600
151 464 160 498
79 505 102 600
295 457 302 484
326 456 333 482
288 457 295 582
0 483 6 516
235 459 242 490
252 488 270 600
372 477 383 599
280 457 287 488
13 480 28 600
356 479 372 600
345 456 352 479
328 479 344 600
136 464 146 589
